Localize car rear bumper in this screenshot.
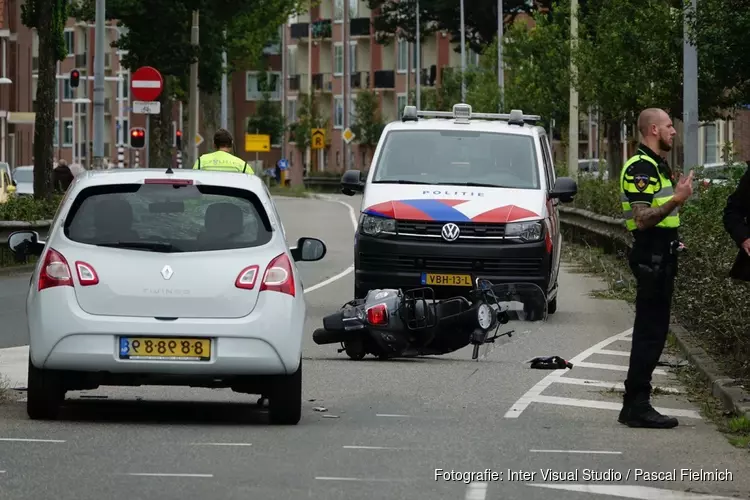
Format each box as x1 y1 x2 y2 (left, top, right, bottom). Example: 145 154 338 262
27 288 305 376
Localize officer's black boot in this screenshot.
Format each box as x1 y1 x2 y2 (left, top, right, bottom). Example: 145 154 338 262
618 393 632 424
622 393 678 428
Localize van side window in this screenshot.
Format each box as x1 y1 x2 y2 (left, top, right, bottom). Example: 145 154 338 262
539 135 553 190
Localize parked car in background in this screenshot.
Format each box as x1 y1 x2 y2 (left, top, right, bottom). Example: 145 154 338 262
12 165 33 196
578 158 609 180
0 166 15 203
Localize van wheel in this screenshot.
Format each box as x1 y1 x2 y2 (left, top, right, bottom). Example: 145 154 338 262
26 359 65 420
547 296 557 314
268 359 302 425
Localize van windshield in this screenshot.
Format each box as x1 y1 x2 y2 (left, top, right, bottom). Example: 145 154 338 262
372 130 540 189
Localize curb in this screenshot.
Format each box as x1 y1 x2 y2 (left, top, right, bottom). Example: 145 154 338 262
0 263 35 277
669 323 750 420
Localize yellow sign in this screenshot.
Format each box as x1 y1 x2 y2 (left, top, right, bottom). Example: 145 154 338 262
311 128 325 150
245 134 271 152
195 133 204 146
422 273 473 287
342 127 355 143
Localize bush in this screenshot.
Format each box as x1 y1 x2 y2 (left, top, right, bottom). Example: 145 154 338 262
0 195 64 222
569 173 750 381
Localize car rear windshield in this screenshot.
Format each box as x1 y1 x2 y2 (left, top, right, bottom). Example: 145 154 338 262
63 182 273 252
12 168 32 183
372 130 541 189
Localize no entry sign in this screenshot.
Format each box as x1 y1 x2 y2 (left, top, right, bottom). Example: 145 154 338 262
131 66 163 102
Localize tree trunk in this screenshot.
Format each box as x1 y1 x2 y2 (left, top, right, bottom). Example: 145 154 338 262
606 119 622 180
32 7 56 200
200 90 220 153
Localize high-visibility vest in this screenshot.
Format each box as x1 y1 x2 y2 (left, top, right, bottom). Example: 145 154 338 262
192 150 254 174
619 150 680 231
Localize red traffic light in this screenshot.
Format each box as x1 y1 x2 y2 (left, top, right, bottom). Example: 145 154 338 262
131 129 144 137
70 69 80 88
71 70 79 78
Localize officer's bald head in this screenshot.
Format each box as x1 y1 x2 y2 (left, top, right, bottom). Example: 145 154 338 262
637 108 675 153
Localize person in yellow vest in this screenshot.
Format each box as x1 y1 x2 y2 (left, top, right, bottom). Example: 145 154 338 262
618 108 694 429
192 129 254 174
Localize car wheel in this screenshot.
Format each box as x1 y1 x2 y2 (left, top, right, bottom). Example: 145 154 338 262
268 359 302 425
548 296 557 315
26 359 65 420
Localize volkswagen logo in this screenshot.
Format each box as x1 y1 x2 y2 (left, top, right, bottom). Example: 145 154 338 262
441 223 460 242
161 265 174 280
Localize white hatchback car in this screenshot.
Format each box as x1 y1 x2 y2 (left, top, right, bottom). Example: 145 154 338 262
7 167 327 425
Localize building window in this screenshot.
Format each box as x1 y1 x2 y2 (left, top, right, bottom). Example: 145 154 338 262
334 44 344 75
349 95 356 123
287 98 297 123
287 46 297 75
63 119 73 146
119 73 129 100
246 71 281 100
397 39 408 72
703 122 718 164
349 42 357 73
334 0 343 20
53 119 59 146
334 96 344 128
64 30 74 56
63 79 74 100
349 0 358 18
468 50 480 67
117 118 129 145
397 94 407 116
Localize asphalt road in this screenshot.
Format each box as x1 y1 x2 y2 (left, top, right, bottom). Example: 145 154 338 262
0 194 749 500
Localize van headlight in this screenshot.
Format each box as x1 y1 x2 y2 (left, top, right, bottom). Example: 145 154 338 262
505 221 543 242
360 214 396 236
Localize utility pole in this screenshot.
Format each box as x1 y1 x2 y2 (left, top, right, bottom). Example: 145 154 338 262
683 0 698 174
188 10 200 167
92 0 105 169
415 0 420 110
459 0 466 101
497 0 504 112
305 0 311 177
567 0 579 177
281 23 287 164
343 0 350 170
220 30 228 129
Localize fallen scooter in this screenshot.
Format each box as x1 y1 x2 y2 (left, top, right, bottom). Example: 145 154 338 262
312 279 548 360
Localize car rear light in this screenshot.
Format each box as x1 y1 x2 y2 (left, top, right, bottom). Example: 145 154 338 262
75 261 99 286
235 265 259 289
366 303 389 325
260 253 295 296
144 179 194 185
38 248 73 291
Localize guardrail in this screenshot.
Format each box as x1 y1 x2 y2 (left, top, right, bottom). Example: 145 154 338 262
0 220 52 244
557 206 632 248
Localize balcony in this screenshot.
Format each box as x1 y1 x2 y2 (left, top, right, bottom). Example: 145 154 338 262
312 73 333 92
288 75 301 92
311 19 332 39
420 65 437 86
75 53 87 68
373 70 395 90
350 17 371 38
290 22 309 39
351 71 370 90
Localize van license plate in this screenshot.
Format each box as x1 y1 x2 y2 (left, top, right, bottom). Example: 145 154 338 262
421 273 472 286
118 337 211 361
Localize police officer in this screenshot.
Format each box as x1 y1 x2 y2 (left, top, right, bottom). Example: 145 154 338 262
618 108 693 428
192 128 254 174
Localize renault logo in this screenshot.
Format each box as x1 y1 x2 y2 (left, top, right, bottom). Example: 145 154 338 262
441 223 460 242
161 265 174 280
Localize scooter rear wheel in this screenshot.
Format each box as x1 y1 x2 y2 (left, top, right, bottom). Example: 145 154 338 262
344 340 366 360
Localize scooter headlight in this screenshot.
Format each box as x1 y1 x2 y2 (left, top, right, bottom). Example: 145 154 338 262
477 303 493 329
360 214 396 236
505 221 543 242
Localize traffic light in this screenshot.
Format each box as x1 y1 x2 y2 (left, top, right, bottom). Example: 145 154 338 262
70 69 80 88
130 127 145 148
175 130 182 149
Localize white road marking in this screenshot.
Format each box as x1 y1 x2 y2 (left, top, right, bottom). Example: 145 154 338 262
553 377 682 394
597 349 631 356
530 449 622 454
526 483 743 499
188 442 252 447
0 196 360 389
343 445 401 450
119 473 214 478
575 361 668 375
533 395 702 419
465 482 488 500
0 470 5 474
505 328 634 418
315 476 394 482
0 438 66 443
376 413 411 417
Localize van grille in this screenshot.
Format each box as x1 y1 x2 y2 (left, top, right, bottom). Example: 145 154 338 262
395 220 505 239
358 253 543 275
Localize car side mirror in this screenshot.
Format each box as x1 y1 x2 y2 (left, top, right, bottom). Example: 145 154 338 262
341 169 364 196
549 177 577 203
7 230 45 258
290 237 327 262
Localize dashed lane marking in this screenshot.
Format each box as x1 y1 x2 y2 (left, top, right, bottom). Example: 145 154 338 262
529 449 622 454
526 483 745 499
0 438 66 443
533 395 702 419
464 482 488 500
117 473 214 478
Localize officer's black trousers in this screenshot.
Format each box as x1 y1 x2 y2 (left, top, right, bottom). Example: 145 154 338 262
624 249 678 400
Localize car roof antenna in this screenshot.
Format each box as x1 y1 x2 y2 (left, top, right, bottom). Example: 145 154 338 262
165 165 174 174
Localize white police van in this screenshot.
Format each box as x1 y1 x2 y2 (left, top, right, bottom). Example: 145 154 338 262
340 103 577 315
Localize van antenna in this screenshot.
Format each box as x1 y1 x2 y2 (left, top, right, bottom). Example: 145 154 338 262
165 166 174 174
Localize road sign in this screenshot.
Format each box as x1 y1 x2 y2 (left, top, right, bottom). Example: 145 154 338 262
131 66 164 102
245 134 270 152
132 100 161 114
311 128 325 150
278 159 288 170
342 127 355 144
195 133 204 147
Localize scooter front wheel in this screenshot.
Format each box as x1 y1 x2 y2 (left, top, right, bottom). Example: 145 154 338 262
344 340 366 360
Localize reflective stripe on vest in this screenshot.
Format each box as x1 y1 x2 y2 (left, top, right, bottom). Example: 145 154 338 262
619 151 680 231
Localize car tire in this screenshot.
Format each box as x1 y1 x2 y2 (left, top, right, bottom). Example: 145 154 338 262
26 359 65 420
268 359 302 425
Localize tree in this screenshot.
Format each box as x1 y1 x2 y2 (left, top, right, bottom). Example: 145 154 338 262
246 71 285 146
289 91 329 180
22 0 71 200
350 90 384 164
366 0 552 53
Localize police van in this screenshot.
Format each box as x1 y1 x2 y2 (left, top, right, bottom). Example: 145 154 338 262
340 103 577 315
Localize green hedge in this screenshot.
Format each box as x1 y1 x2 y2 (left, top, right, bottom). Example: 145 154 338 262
568 172 750 381
0 195 64 222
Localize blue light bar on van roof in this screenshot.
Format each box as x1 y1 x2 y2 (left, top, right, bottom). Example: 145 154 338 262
401 103 541 125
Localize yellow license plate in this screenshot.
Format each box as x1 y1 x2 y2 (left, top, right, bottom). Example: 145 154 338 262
421 273 473 286
118 337 211 361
